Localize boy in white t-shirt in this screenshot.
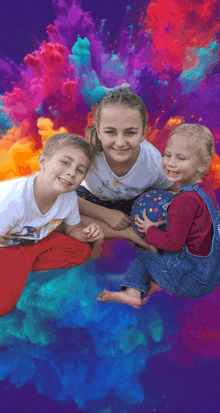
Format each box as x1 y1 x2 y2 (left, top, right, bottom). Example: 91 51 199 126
0 133 103 316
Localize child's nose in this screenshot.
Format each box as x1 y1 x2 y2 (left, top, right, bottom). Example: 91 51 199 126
167 157 176 166
115 134 125 146
67 167 76 177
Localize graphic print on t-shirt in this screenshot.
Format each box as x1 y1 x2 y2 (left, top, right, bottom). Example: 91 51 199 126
4 219 63 246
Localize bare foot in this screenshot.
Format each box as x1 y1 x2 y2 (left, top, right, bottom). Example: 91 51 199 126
142 281 164 304
97 288 142 308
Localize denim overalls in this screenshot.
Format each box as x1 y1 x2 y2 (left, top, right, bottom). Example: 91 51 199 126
122 184 220 297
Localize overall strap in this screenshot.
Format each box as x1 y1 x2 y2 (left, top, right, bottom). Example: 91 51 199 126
177 184 219 224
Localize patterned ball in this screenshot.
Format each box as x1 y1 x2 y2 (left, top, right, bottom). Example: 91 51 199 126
131 189 173 238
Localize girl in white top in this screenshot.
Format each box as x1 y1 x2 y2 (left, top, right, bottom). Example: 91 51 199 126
77 88 175 248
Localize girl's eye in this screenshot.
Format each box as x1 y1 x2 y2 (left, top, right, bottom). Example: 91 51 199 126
125 131 135 136
61 160 69 165
178 157 185 161
105 130 115 135
164 153 170 157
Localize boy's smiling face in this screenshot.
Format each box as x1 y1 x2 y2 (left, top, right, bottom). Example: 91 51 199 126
38 146 90 195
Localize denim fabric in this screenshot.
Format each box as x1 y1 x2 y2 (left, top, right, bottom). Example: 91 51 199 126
122 184 220 298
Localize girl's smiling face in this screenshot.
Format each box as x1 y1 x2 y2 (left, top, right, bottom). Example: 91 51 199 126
162 134 204 187
97 104 146 171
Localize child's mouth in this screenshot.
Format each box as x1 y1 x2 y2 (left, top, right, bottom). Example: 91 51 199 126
167 170 179 176
113 148 129 153
58 177 72 186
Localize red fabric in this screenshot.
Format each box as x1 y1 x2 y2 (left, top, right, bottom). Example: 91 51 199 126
0 233 91 316
31 232 91 271
145 182 218 256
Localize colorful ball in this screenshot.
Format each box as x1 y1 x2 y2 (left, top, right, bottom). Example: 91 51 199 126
131 189 173 238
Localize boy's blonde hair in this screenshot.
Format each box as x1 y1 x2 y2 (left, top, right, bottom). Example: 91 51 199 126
168 124 214 174
86 88 148 155
41 133 93 170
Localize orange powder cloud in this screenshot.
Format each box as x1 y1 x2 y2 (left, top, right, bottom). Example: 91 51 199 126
1 115 220 191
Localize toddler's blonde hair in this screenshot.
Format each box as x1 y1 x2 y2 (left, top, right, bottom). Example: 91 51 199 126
168 124 214 175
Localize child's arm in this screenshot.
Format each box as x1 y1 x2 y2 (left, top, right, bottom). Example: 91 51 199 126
77 196 131 230
65 222 104 243
136 195 197 251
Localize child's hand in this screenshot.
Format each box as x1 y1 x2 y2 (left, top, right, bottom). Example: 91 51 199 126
82 223 104 243
105 209 131 230
135 209 166 233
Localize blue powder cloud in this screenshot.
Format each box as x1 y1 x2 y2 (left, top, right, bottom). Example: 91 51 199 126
0 256 177 410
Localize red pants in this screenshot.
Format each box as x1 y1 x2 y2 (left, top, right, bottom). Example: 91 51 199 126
0 232 91 316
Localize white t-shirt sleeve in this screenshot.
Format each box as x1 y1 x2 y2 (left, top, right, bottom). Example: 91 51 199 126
64 193 81 226
0 188 21 237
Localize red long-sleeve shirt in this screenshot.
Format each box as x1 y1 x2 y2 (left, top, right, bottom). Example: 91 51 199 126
145 182 218 256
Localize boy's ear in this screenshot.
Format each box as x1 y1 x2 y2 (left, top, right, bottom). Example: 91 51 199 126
38 154 46 169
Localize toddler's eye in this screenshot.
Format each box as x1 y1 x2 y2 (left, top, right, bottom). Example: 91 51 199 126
164 153 170 157
178 157 185 161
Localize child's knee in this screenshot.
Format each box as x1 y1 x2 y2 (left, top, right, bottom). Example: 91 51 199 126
0 288 19 316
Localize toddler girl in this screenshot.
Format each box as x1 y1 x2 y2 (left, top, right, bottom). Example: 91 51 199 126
97 124 220 306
